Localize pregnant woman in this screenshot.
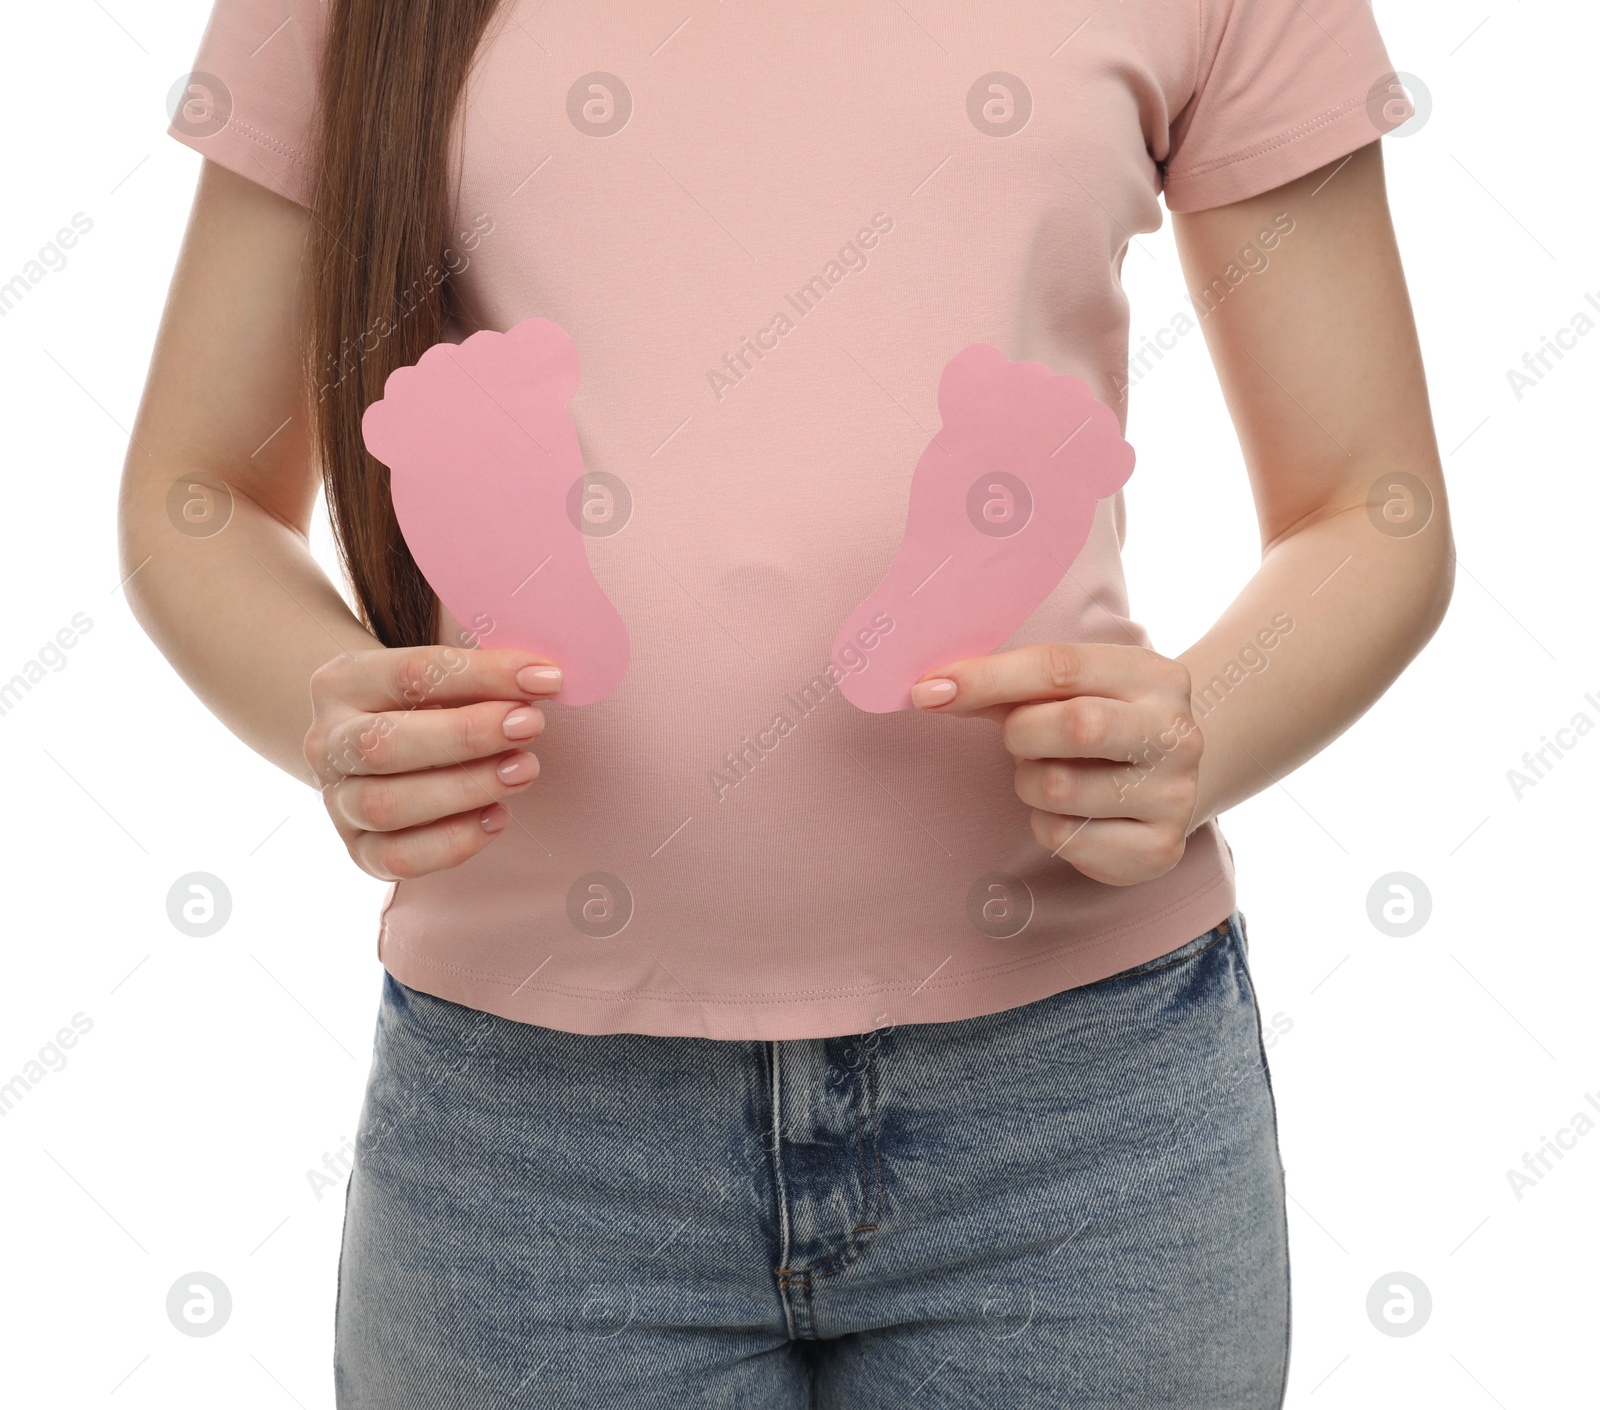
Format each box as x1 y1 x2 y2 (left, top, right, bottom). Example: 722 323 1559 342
123 2 1451 1405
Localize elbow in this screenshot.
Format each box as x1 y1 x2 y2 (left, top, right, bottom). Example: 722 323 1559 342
1412 517 1457 652
115 455 176 643
115 473 151 626
116 473 155 629
1434 534 1457 625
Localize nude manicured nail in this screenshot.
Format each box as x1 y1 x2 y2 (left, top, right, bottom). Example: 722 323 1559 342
496 752 538 784
503 706 542 739
911 678 957 708
516 665 563 693
480 805 509 833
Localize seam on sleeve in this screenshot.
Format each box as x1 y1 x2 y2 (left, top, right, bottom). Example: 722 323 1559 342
222 115 308 169
1165 91 1367 182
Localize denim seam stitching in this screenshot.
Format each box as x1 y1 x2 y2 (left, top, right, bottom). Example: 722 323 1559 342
774 1044 887 1291
804 1041 886 1284
1237 920 1292 1408
768 1042 805 1339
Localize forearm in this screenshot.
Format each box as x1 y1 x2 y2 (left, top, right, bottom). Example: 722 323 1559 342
119 472 379 786
117 160 390 786
1177 501 1453 830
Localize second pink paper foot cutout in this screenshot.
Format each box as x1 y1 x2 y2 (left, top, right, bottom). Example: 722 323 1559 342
830 343 1135 713
361 318 630 706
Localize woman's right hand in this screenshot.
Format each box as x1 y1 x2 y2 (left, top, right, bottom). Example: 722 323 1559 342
303 644 563 880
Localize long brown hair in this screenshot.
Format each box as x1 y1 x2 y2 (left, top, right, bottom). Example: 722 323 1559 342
305 0 505 648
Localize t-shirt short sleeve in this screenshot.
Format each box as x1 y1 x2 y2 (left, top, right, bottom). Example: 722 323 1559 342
1161 0 1414 212
166 0 325 207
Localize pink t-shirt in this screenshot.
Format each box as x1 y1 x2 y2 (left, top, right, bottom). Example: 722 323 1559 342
171 0 1410 1038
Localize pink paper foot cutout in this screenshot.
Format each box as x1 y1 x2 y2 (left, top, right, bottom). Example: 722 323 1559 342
831 343 1134 713
361 317 630 705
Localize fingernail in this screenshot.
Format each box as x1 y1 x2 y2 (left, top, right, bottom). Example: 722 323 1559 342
516 665 563 694
911 678 957 708
480 805 509 833
503 706 542 739
497 752 538 784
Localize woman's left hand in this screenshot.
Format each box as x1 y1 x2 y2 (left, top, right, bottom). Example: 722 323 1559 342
910 642 1204 887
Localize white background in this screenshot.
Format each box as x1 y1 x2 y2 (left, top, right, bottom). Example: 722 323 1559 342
1 2 1595 1406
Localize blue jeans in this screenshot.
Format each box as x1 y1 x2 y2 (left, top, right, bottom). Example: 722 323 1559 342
334 911 1289 1407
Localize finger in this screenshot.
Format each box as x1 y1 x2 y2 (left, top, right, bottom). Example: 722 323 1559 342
314 699 543 779
999 696 1156 763
910 642 1176 715
1013 758 1177 822
314 644 564 714
327 748 539 834
1030 810 1188 888
348 803 514 882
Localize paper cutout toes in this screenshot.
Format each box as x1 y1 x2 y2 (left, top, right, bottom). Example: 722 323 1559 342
831 342 1134 713
361 317 630 706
